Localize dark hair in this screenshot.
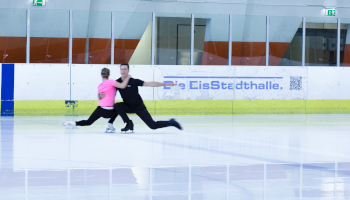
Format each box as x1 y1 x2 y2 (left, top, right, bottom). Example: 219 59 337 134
120 63 129 70
101 68 110 78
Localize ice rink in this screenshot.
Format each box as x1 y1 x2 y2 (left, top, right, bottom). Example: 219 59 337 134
1 114 350 200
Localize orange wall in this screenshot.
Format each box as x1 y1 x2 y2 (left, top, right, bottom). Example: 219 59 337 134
73 38 140 64
201 41 289 66
6 36 345 66
343 44 350 66
232 42 266 66
269 42 290 66
72 38 87 64
114 39 140 64
88 38 111 64
0 36 26 63
202 41 229 65
30 37 69 63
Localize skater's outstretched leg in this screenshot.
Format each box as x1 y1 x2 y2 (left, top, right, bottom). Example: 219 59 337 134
136 109 182 130
76 112 100 126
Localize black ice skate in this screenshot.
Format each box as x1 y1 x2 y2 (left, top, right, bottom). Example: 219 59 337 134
121 120 134 133
169 118 182 130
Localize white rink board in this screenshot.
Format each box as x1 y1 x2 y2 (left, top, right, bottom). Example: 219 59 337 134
234 66 308 100
71 64 114 101
307 67 350 100
14 64 70 100
9 64 350 101
71 65 154 101
154 65 234 100
155 65 308 100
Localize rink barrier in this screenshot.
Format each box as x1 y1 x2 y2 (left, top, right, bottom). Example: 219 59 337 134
11 100 350 116
2 64 350 116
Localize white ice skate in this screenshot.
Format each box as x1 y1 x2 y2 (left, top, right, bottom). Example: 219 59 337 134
61 121 76 127
105 123 115 133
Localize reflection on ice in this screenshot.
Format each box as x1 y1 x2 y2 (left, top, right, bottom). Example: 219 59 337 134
1 115 350 199
1 163 350 199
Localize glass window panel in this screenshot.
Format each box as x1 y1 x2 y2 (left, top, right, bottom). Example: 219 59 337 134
72 10 89 64
30 9 69 63
114 12 152 65
87 11 111 64
231 15 266 66
269 16 303 66
0 9 26 63
305 17 338 66
195 14 229 65
340 19 350 66
154 13 191 65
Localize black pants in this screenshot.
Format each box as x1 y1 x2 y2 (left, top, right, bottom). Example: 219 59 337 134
108 102 171 130
76 106 118 126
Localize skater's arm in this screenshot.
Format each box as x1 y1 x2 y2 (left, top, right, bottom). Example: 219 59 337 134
143 81 175 87
114 75 131 89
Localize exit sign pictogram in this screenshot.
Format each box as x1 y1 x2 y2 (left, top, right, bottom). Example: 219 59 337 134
33 0 46 6
325 9 336 16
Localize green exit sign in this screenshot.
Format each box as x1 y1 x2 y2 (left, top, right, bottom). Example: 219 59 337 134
33 0 46 6
325 9 336 16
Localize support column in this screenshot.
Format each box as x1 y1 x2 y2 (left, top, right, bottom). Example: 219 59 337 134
26 9 30 63
191 14 194 65
228 15 232 66
337 18 340 67
69 10 73 64
151 13 156 65
111 12 115 65
265 16 269 66
302 17 306 66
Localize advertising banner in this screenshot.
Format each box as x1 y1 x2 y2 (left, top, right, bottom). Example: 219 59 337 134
155 65 308 100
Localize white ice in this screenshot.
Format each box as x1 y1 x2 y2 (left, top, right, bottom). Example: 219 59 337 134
1 114 350 199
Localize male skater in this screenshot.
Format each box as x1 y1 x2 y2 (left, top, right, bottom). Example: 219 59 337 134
101 63 182 132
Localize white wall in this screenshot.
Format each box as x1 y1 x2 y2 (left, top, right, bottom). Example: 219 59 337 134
114 12 152 39
0 9 26 37
1 0 350 43
231 15 267 42
72 10 90 38
269 17 302 43
30 9 70 38
10 64 350 101
1 0 350 18
88 11 111 39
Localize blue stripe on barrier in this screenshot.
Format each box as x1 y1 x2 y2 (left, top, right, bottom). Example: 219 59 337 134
1 64 15 116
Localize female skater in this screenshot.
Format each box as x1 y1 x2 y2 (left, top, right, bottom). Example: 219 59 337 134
61 68 130 131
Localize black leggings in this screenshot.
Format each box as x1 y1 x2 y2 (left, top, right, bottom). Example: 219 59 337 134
108 102 171 130
76 106 118 126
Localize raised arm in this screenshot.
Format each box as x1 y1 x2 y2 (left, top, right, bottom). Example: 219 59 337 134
114 75 131 89
143 81 175 87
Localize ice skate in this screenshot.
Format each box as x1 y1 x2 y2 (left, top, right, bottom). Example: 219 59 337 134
121 120 134 133
169 118 182 130
61 121 76 128
105 123 115 133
